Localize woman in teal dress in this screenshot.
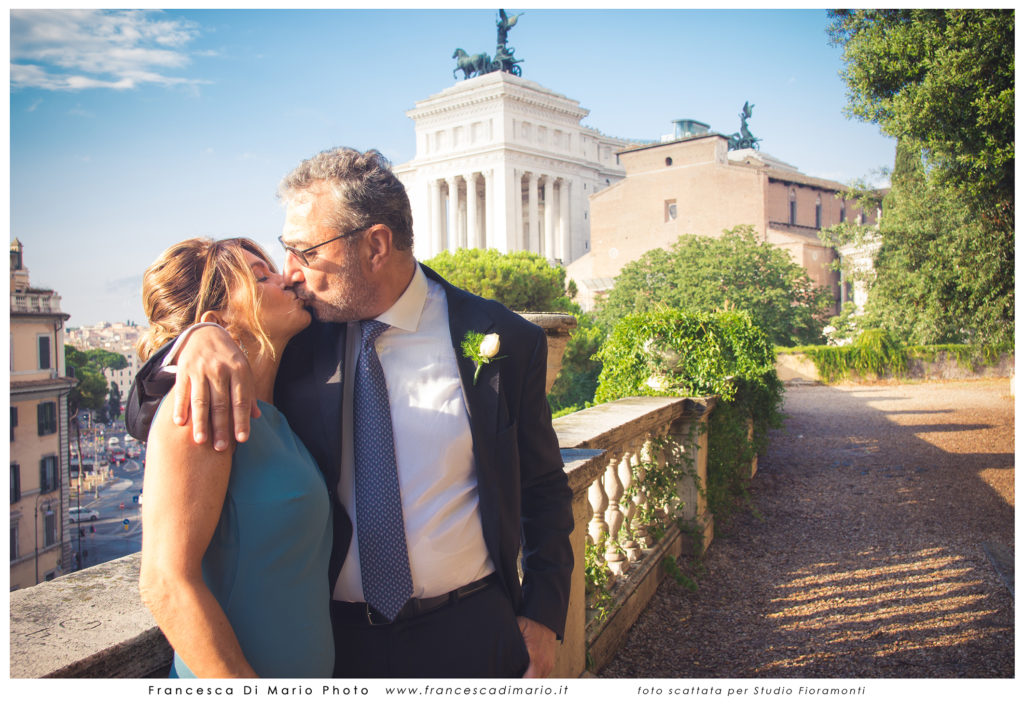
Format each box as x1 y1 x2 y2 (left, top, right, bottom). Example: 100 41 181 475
137 237 333 678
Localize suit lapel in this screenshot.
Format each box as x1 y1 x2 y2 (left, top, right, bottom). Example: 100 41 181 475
312 321 346 482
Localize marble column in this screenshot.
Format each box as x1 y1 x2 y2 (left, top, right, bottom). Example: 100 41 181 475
466 172 480 249
446 176 460 253
429 178 444 258
527 172 540 255
571 178 587 257
514 170 524 252
483 169 494 250
559 177 571 263
544 176 557 260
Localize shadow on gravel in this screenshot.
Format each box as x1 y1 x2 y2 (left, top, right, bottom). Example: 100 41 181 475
600 381 1014 679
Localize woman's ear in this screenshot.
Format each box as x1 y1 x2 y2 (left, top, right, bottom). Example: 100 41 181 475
199 309 247 356
199 309 228 327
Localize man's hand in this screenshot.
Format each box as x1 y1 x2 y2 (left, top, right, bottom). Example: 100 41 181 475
171 325 258 450
517 616 556 678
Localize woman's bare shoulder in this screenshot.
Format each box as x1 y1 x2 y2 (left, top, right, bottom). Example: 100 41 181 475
146 388 235 468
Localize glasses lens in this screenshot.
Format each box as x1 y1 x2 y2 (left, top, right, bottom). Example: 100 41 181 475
279 238 307 266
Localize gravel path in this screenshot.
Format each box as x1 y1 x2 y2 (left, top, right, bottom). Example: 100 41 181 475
600 379 1014 678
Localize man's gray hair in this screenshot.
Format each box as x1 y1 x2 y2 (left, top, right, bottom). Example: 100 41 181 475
277 147 414 251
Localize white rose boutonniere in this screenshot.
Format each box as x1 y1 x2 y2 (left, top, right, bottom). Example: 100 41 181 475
462 331 507 385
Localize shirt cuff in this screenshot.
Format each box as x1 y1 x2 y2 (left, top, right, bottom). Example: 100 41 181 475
161 322 226 373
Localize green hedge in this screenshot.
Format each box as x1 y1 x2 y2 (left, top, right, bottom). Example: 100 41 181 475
423 248 572 312
779 330 1013 382
594 310 783 523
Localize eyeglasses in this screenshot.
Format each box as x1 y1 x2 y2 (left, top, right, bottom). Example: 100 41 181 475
278 227 367 266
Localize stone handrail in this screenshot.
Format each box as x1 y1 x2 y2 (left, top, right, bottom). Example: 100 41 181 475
10 395 716 679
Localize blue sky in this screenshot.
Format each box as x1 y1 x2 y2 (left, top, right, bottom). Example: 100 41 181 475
8 7 896 327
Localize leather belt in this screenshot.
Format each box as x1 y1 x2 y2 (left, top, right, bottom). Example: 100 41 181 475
332 573 498 626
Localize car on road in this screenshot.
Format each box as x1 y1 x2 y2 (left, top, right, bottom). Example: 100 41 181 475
69 507 100 522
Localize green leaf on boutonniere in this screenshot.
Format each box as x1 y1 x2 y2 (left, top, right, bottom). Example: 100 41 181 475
461 331 507 385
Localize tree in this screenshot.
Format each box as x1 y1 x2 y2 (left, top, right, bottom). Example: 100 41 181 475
596 226 833 346
66 346 107 415
827 10 1014 345
547 310 604 414
65 345 128 417
829 10 1012 220
107 382 123 421
89 349 129 373
423 248 573 312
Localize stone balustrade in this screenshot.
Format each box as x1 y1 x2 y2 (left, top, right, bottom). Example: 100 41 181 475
11 291 63 314
550 395 717 676
10 395 716 679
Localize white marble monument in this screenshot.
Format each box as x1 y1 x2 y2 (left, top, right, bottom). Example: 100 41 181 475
395 71 637 265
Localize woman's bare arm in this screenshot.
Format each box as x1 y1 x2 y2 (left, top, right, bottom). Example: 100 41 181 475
139 394 257 678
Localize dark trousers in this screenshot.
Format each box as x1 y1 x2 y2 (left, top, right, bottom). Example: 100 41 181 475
330 582 530 678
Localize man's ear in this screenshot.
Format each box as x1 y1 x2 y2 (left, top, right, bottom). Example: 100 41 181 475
364 224 394 272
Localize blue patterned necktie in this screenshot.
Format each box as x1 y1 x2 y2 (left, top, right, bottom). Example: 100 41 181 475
353 320 413 621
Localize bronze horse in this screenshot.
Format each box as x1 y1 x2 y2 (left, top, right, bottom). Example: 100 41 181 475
452 48 491 80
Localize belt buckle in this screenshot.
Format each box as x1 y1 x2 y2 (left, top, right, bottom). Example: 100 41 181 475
365 603 389 626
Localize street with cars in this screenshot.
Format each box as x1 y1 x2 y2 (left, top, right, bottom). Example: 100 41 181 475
70 422 145 571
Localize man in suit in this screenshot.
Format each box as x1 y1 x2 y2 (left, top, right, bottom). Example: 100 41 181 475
127 147 573 678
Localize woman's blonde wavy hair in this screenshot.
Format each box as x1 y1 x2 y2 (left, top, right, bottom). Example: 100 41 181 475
137 237 278 362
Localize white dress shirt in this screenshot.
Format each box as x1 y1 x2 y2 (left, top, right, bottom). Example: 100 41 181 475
333 264 494 602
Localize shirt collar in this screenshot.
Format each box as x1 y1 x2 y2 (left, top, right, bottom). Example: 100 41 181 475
375 262 428 333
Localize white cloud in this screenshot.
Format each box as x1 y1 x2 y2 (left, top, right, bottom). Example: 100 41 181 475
10 9 208 92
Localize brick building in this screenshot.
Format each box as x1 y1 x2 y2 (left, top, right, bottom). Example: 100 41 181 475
568 131 879 311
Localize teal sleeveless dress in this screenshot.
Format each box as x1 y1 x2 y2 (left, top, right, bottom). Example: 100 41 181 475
168 400 334 678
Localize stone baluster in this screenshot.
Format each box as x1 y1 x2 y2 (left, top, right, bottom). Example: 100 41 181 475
587 456 611 551
618 441 642 562
631 434 655 548
602 451 629 576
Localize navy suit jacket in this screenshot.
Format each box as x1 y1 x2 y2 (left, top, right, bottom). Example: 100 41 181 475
127 265 574 638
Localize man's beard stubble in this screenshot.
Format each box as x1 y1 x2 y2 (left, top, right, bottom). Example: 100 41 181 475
293 257 375 323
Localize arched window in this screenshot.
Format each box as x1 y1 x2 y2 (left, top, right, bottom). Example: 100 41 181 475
665 157 673 166
815 194 822 229
789 189 797 225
